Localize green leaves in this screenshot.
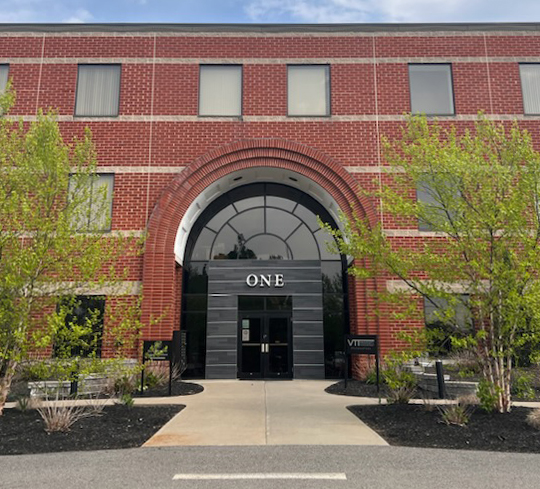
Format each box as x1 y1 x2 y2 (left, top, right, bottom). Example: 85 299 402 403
0 89 141 412
328 114 540 412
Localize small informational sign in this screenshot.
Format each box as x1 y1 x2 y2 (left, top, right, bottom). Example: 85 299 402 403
141 340 174 397
242 319 250 329
143 340 172 361
242 329 250 342
344 334 381 401
345 335 378 355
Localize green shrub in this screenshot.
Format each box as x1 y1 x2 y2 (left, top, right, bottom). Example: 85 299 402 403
477 380 500 413
118 393 134 408
383 353 417 404
15 395 38 412
114 375 137 396
439 396 476 426
511 371 536 400
143 364 169 390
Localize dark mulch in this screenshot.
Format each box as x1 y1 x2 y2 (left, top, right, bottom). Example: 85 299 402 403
349 404 540 453
0 404 183 456
134 380 204 398
326 379 387 398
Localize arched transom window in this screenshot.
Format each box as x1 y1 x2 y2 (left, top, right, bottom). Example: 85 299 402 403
187 183 339 261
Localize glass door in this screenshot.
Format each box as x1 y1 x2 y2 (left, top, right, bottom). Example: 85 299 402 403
238 312 292 379
238 316 263 378
265 315 292 378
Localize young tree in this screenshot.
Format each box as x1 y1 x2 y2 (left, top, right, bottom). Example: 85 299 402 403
325 115 540 413
0 90 139 414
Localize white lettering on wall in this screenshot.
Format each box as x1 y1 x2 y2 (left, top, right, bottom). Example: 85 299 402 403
246 274 258 287
245 273 285 288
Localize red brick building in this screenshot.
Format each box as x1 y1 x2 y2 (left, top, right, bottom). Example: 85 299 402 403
2 22 539 379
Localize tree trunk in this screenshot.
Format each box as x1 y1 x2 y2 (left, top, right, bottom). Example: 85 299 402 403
0 361 16 416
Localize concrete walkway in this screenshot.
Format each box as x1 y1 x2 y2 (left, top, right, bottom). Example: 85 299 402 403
143 380 388 447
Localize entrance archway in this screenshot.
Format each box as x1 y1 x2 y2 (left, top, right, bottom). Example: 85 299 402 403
141 139 378 377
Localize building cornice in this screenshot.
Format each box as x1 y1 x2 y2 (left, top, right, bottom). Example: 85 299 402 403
2 22 540 36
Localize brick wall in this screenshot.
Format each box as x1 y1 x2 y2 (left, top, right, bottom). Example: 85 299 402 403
3 25 539 365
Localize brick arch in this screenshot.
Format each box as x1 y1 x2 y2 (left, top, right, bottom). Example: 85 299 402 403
141 138 377 338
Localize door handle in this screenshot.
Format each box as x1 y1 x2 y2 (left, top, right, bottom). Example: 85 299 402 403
261 344 265 353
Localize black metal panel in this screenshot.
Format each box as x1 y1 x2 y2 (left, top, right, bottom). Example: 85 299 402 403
206 260 324 379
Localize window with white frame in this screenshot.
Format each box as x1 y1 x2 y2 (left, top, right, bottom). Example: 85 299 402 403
288 65 330 116
0 65 9 92
409 64 454 116
520 64 540 115
199 65 242 117
69 173 114 232
75 65 121 117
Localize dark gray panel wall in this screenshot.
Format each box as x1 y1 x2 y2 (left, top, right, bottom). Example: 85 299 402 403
206 260 324 379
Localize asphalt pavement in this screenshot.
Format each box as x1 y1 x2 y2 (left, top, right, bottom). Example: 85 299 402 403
1 445 540 489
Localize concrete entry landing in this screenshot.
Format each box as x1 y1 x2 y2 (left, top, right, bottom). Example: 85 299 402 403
144 380 387 447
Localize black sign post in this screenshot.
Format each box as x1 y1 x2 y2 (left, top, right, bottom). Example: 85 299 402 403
141 340 173 396
345 334 381 403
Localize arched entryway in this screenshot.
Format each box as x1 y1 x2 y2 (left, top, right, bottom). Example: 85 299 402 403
141 139 378 378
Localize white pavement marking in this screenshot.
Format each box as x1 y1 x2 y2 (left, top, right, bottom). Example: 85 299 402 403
172 473 347 480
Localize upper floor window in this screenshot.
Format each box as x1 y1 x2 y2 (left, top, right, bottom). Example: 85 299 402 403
409 64 454 116
199 65 242 117
75 65 121 117
520 64 540 115
288 65 330 117
0 64 9 92
69 173 114 232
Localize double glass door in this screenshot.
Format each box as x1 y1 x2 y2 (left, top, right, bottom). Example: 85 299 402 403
238 313 292 379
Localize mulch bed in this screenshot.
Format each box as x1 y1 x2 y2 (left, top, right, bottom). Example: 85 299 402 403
349 404 540 453
0 404 183 455
326 379 387 398
134 380 204 397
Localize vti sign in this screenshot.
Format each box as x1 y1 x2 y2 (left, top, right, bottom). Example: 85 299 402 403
346 335 378 355
246 273 285 288
344 334 381 398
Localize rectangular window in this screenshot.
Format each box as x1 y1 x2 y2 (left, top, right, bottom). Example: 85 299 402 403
54 296 105 358
75 65 121 117
416 175 460 232
520 64 540 115
0 65 9 92
409 64 454 116
288 65 330 116
69 173 114 232
424 295 471 354
199 65 242 117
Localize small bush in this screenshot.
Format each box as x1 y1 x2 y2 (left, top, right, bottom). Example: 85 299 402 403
439 399 475 427
113 375 138 397
511 371 536 400
15 395 39 412
143 364 169 390
118 393 135 408
526 409 540 430
448 350 481 374
384 354 417 404
37 399 90 433
477 380 500 413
